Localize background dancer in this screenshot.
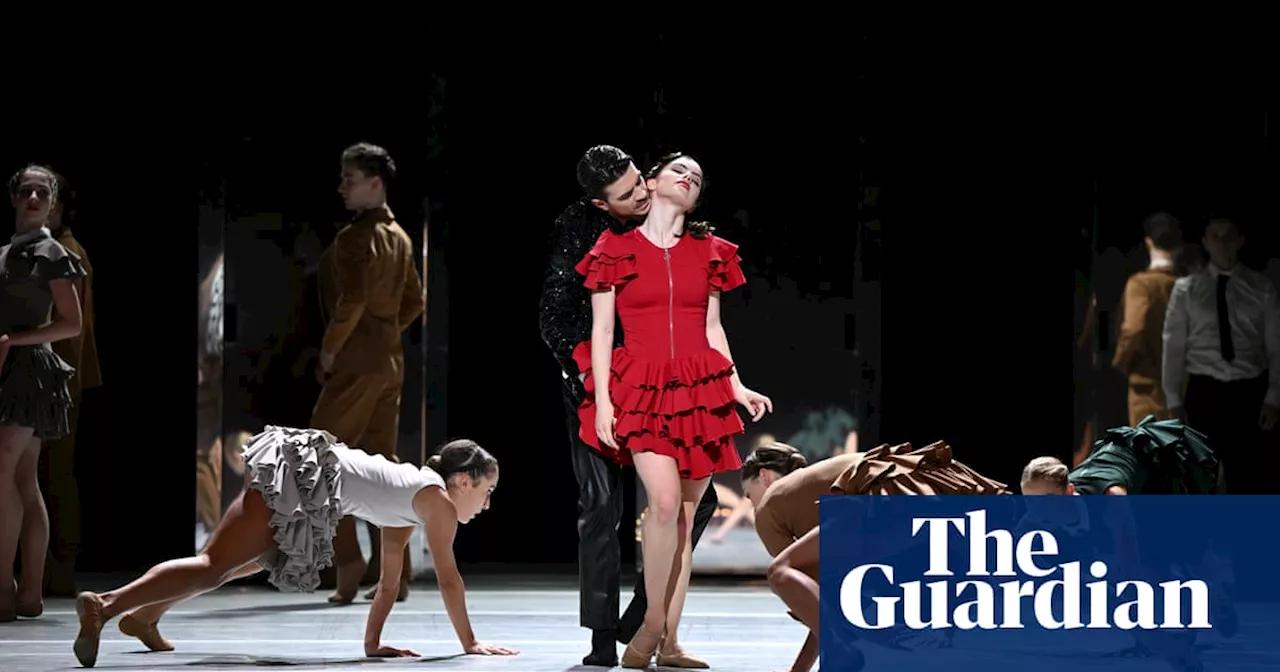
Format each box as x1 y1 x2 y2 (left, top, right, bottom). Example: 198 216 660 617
750 441 1008 672
70 429 516 668
1 165 84 621
538 145 721 666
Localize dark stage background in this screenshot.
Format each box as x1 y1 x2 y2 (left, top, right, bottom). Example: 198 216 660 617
7 38 1270 581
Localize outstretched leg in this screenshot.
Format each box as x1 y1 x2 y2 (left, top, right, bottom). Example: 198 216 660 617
119 562 264 652
74 488 276 668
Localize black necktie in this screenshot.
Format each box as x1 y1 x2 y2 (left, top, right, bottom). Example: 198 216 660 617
1216 274 1235 362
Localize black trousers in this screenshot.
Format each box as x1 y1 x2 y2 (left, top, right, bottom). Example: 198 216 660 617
1184 372 1274 494
563 377 719 631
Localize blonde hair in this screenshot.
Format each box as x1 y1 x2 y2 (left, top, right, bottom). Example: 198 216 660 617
1021 456 1069 489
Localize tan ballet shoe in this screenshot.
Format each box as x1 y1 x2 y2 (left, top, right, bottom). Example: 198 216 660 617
657 642 710 669
120 614 175 652
73 592 106 668
620 624 663 669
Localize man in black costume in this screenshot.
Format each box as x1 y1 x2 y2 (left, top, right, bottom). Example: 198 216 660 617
538 145 721 667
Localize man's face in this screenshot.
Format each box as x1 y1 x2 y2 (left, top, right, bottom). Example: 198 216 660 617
1202 218 1243 269
591 163 650 220
338 162 381 212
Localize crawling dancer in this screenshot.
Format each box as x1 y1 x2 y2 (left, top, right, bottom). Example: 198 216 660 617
743 441 1008 672
1024 414 1221 496
71 427 517 667
1020 418 1231 672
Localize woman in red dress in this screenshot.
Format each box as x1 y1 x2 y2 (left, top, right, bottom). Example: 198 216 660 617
574 152 772 668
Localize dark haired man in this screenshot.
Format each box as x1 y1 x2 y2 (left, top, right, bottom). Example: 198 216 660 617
1164 215 1280 494
538 145 720 666
313 143 425 602
1112 212 1184 426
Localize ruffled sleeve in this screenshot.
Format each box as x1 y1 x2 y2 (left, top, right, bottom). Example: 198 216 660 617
31 238 86 283
707 235 746 292
574 230 638 291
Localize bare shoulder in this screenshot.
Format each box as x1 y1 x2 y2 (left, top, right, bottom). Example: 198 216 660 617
412 483 456 522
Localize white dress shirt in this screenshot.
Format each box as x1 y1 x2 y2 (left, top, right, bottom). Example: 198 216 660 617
1162 262 1280 409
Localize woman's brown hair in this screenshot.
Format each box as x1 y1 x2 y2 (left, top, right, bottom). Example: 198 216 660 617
742 442 808 481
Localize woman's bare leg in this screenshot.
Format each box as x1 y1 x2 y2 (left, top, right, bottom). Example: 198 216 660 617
74 489 275 668
16 437 48 612
621 453 682 666
0 425 36 620
658 477 710 667
119 562 264 652
767 527 821 632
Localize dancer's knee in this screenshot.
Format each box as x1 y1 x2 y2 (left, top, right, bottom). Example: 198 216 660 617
647 489 681 527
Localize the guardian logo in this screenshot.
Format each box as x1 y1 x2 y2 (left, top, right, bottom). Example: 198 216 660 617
839 509 1211 631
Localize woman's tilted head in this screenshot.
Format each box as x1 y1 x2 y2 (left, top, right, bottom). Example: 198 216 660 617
645 152 705 219
9 164 58 228
740 442 808 507
425 439 499 523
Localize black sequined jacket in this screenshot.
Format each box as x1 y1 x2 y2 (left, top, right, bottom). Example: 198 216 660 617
538 200 631 392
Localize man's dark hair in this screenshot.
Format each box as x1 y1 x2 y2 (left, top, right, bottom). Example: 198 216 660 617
1207 212 1246 237
342 143 397 186
1142 212 1184 252
576 145 632 200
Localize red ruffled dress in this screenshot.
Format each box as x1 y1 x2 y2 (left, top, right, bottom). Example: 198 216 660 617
572 227 747 480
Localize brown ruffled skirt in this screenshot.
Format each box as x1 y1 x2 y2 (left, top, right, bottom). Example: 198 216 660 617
831 440 1010 495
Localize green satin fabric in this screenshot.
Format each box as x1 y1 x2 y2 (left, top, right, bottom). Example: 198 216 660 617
1070 415 1219 495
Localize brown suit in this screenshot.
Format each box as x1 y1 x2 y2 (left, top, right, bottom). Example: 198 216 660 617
311 205 424 585
1111 267 1177 426
40 226 102 573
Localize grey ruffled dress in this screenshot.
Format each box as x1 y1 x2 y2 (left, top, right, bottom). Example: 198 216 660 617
241 425 444 593
0 227 84 439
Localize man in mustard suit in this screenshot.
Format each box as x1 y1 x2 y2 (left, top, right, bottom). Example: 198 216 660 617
1112 212 1183 426
311 143 425 604
41 173 102 596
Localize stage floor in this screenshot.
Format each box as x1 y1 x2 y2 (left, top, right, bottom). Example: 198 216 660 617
0 577 805 671
6 576 1272 671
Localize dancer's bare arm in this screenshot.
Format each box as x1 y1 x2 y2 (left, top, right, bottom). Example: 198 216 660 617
415 487 517 656
363 526 417 658
707 290 772 421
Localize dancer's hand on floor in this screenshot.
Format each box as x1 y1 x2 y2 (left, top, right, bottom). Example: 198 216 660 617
465 641 519 655
365 645 419 657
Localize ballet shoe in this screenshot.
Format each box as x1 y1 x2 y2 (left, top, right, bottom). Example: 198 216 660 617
120 614 176 652
0 610 14 623
73 592 106 668
620 624 662 669
327 559 366 605
363 579 409 602
657 639 710 669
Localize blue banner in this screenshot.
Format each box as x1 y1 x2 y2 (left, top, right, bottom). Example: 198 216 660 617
819 495 1273 671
